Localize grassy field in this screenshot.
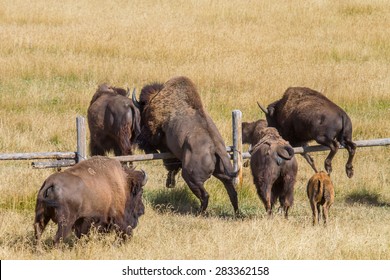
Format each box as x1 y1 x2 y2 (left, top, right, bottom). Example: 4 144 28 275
0 0 389 260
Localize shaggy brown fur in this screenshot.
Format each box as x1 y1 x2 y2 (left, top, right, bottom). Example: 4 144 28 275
258 87 356 178
306 171 335 225
87 84 141 157
134 76 238 213
34 156 147 246
248 127 297 218
242 119 268 146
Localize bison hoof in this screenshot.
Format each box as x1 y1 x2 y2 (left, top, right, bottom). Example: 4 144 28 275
165 176 176 188
346 166 354 178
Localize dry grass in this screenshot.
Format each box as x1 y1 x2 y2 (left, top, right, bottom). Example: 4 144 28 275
0 0 389 260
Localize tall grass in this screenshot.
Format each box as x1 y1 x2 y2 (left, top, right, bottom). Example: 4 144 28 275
0 0 389 259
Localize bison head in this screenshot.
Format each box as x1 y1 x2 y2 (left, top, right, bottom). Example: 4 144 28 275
132 82 164 112
124 168 148 230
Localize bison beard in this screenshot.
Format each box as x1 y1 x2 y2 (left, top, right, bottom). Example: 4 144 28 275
33 156 147 246
257 87 356 178
134 76 239 214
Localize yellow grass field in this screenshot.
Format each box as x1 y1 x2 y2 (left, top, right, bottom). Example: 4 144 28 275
0 0 389 260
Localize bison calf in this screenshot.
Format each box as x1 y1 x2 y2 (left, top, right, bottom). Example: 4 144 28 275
243 124 297 218
306 171 335 225
34 156 147 246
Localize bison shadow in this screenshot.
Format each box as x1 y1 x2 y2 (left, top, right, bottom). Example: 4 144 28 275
144 186 239 218
345 188 390 207
144 187 200 215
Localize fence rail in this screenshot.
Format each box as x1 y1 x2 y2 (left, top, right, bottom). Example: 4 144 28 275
1 113 389 187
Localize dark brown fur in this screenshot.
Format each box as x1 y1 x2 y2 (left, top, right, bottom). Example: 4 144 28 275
87 83 141 157
248 127 297 218
134 76 238 213
242 119 268 146
34 156 147 246
306 171 335 225
259 87 356 178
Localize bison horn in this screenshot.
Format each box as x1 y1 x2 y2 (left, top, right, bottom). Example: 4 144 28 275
132 88 140 108
257 101 269 115
126 87 130 97
140 169 148 186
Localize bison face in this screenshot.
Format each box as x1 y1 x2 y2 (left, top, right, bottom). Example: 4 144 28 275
125 169 147 229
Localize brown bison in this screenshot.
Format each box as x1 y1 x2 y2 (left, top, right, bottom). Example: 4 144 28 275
306 171 335 225
243 124 297 218
133 76 238 214
257 87 356 178
34 156 147 246
87 83 141 157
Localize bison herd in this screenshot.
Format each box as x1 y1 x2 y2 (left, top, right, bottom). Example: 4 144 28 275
34 76 356 246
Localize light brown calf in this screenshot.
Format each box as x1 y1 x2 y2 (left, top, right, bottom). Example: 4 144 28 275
306 171 335 225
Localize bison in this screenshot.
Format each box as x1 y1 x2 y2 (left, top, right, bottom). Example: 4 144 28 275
306 171 335 225
34 156 147 246
257 87 356 178
133 76 238 214
87 83 141 157
242 123 297 218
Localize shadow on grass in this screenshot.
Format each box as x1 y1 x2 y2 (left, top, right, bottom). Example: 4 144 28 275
345 188 390 207
144 187 200 216
144 186 259 219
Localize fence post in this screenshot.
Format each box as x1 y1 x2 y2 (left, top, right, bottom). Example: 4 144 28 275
76 116 87 162
232 110 243 187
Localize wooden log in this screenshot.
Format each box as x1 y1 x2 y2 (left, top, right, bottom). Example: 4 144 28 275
242 138 390 159
293 138 390 154
0 152 76 161
232 110 243 187
31 159 76 169
76 116 87 162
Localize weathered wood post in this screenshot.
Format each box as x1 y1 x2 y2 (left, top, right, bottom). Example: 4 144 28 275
76 116 87 162
232 110 243 187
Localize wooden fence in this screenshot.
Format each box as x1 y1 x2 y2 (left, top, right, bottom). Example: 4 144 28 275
1 112 390 187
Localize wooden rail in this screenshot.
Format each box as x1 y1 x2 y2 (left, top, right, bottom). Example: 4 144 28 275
0 114 389 188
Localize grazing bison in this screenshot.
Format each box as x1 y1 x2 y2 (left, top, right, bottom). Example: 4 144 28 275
257 87 356 178
306 171 335 226
87 83 141 157
34 156 147 246
133 76 238 214
243 125 297 218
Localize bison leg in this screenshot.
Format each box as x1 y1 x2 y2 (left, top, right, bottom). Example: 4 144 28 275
310 200 318 226
255 181 273 217
89 139 105 156
322 201 332 225
53 211 76 246
301 153 318 173
213 173 239 214
316 137 339 175
181 170 209 213
34 214 51 244
344 139 356 178
279 183 295 219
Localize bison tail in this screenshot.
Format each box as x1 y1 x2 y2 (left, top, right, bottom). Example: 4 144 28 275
276 145 295 160
38 184 60 208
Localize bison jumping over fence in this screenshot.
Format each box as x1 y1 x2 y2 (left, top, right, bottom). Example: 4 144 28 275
34 156 147 246
242 123 297 218
133 76 238 214
87 83 141 157
257 87 356 178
